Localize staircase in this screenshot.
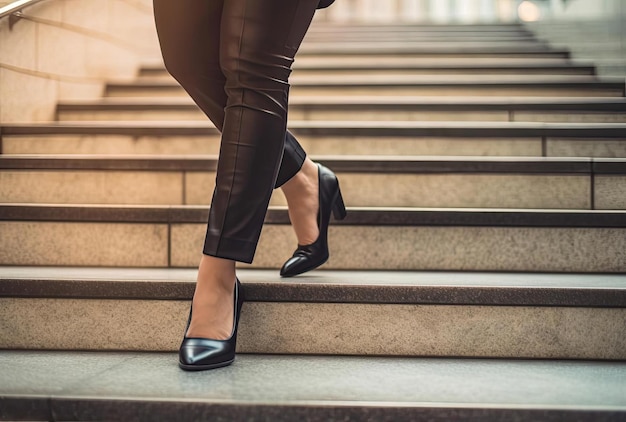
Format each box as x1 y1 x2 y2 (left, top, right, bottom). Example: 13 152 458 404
1 20 626 421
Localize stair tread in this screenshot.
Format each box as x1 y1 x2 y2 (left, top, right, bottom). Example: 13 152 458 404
297 46 568 55
2 154 625 174
1 267 625 306
4 120 626 135
2 204 625 227
110 75 622 86
57 96 626 109
1 351 624 421
141 58 581 68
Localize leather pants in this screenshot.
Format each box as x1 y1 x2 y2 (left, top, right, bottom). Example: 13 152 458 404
153 0 319 263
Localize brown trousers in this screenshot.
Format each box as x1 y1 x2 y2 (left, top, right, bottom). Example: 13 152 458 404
153 0 318 263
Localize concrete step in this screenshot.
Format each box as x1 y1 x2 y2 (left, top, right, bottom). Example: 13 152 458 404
55 97 626 123
139 58 588 78
2 351 624 422
3 121 626 157
105 76 625 97
1 204 624 271
295 47 570 59
1 267 625 357
308 23 528 31
290 64 597 77
2 155 624 210
297 41 553 52
303 34 540 42
141 62 596 78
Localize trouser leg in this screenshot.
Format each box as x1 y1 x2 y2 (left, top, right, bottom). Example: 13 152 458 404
153 0 307 188
153 0 317 263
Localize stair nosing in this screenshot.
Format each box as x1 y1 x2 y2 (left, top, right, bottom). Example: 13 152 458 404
1 204 625 227
105 79 624 88
4 155 619 174
1 268 624 307
3 121 626 138
55 97 626 112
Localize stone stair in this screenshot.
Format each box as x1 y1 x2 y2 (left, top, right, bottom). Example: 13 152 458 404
1 21 625 421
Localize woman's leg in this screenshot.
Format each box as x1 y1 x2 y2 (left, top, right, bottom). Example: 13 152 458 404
153 0 319 339
203 0 319 263
281 158 320 245
153 0 237 341
153 0 307 187
153 0 315 248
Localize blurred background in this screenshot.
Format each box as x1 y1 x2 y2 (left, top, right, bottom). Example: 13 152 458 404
1 0 625 123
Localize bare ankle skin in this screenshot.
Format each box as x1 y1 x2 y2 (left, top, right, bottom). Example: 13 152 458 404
185 254 237 340
281 158 320 246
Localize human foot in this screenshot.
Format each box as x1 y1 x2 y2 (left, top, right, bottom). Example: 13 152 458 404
185 254 237 340
279 162 346 277
280 157 320 246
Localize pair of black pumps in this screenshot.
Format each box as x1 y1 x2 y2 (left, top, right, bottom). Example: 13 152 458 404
179 164 347 371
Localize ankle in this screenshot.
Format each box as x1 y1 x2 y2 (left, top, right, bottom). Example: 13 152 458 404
197 255 236 290
281 159 318 199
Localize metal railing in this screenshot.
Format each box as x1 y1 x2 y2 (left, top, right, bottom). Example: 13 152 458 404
0 0 44 19
0 0 158 123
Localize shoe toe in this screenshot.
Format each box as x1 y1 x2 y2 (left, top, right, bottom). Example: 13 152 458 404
179 339 233 367
279 256 304 277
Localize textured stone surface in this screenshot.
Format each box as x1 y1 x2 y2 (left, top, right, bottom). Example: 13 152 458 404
297 136 542 156
337 173 590 208
1 352 625 421
170 223 296 269
1 298 625 359
57 107 626 124
290 86 624 97
169 224 626 272
184 172 590 208
0 298 185 351
547 138 626 158
595 176 626 209
291 109 509 121
1 135 545 157
238 303 626 359
0 170 183 204
1 135 222 155
0 222 168 266
57 109 205 121
514 112 626 123
185 172 216 205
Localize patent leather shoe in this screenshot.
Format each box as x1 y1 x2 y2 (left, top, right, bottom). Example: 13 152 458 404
179 278 243 371
280 164 347 277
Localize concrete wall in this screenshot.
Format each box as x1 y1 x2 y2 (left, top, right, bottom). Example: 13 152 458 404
0 0 160 122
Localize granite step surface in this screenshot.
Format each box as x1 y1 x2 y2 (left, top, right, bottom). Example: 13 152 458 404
0 204 624 272
300 39 550 46
2 155 624 209
140 57 578 75
54 97 626 123
2 351 624 422
302 33 539 42
2 121 625 158
308 23 529 32
104 77 625 97
1 267 625 357
294 45 568 58
140 61 596 77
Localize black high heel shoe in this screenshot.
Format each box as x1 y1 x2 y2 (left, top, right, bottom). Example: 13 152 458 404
179 278 243 371
280 164 347 277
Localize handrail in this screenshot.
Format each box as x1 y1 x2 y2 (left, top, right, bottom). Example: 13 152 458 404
0 0 45 20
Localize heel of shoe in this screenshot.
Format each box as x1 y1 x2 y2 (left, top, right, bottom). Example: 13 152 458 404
332 186 347 220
